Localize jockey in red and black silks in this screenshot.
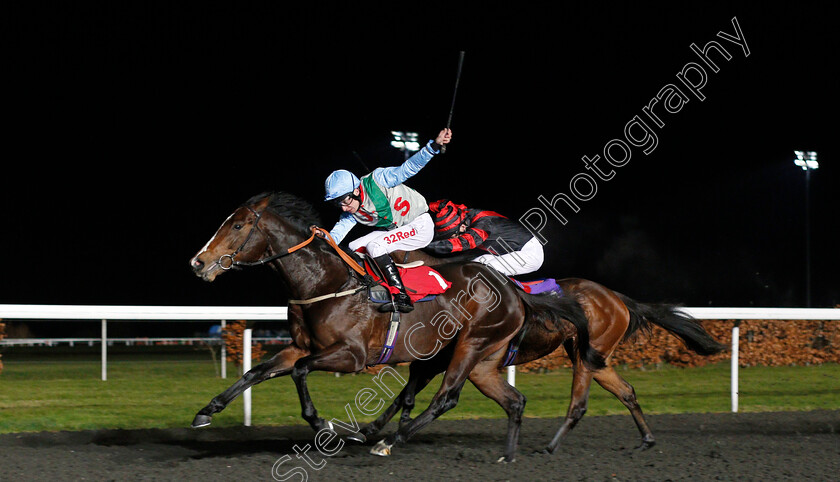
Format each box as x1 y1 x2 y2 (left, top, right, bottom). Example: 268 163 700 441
425 199 545 277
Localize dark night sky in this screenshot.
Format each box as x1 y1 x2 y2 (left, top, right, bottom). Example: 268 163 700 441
4 1 838 311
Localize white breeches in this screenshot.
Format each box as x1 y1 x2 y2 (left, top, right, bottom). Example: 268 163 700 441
348 213 435 258
473 236 545 276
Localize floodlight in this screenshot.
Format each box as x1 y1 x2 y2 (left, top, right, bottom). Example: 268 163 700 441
792 150 819 307
794 150 818 170
391 131 420 155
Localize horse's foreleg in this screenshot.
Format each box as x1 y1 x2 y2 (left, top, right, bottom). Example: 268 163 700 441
351 375 415 443
593 367 655 449
468 359 527 463
396 344 454 429
371 376 467 457
290 343 365 433
545 359 593 454
370 346 493 457
192 343 309 428
397 371 436 429
354 362 437 442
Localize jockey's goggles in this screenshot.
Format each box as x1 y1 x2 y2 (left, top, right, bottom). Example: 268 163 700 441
330 193 354 208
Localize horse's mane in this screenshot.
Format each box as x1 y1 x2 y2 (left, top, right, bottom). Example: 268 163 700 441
246 191 324 234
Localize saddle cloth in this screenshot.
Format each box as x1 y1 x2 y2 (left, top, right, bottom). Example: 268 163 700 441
509 278 562 295
363 260 452 302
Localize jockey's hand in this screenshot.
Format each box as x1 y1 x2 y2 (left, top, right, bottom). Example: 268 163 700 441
310 225 326 238
435 128 452 146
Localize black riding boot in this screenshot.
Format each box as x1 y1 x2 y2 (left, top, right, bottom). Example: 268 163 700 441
372 254 414 313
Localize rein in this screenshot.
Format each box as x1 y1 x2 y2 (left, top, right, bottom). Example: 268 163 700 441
217 205 366 287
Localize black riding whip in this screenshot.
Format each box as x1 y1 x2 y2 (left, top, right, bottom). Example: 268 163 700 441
352 150 371 174
440 51 465 154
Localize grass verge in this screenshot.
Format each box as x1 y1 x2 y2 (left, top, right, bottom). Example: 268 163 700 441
1 360 837 433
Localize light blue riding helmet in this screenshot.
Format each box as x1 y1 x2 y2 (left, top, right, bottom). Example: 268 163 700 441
324 169 361 202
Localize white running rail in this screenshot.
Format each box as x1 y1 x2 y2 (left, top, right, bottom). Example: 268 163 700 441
505 307 840 412
0 304 289 425
3 305 838 420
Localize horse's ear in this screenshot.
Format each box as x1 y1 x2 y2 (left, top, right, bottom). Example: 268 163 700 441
253 195 272 210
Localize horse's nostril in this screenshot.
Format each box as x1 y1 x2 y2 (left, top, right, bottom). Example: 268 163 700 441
190 257 204 271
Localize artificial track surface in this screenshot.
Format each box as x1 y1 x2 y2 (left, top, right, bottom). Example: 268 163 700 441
1 411 837 481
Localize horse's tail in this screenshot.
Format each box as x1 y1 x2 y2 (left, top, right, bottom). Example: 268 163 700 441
617 293 727 356
517 290 606 370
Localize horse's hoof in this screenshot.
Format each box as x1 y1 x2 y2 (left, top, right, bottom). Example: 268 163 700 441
346 432 367 444
636 439 656 451
370 440 392 457
191 414 212 428
313 419 334 432
540 445 557 455
496 456 515 464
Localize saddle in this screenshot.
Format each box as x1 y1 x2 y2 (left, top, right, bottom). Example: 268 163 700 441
358 256 452 366
362 258 452 305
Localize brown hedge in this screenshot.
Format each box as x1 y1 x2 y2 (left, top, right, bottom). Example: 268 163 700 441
221 320 266 370
516 320 840 372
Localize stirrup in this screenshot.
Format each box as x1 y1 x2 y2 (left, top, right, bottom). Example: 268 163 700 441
378 293 414 313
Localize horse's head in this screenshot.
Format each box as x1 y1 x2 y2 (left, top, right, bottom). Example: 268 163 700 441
189 195 274 282
189 192 325 282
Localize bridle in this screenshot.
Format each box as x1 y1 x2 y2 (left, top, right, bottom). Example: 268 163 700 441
215 205 366 278
217 206 317 271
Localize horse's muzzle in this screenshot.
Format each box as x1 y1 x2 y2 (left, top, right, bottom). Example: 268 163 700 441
189 255 219 282
189 256 204 273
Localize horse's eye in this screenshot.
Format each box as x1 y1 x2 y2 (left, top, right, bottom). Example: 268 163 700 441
233 224 243 230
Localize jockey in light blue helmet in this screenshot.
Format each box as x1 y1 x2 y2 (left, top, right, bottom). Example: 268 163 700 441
322 128 453 313
324 169 361 203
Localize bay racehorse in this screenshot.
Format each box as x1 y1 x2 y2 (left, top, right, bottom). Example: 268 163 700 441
353 249 726 453
188 192 604 462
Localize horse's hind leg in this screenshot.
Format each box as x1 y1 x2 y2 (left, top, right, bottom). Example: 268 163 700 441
593 366 655 449
192 343 310 428
468 359 527 463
